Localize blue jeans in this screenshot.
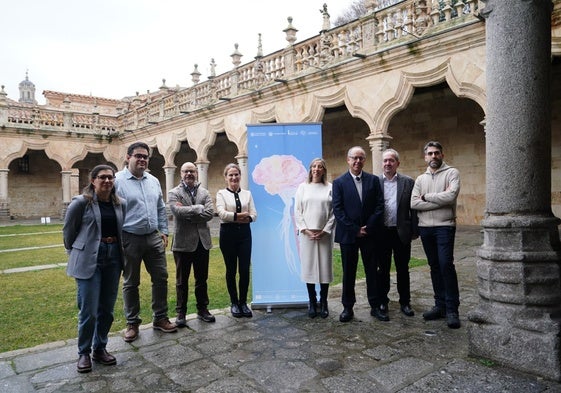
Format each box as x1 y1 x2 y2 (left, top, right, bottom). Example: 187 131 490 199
76 242 122 355
419 226 460 314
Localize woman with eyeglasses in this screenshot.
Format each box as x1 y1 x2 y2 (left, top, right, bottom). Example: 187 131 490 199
63 164 126 373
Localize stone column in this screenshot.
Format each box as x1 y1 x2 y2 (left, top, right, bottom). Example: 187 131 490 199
70 169 80 198
0 169 9 220
196 162 209 189
236 156 249 190
163 166 176 202
61 171 73 203
367 133 392 173
468 0 561 381
60 170 73 219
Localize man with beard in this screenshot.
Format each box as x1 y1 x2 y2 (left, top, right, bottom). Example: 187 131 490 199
168 162 215 326
411 141 461 329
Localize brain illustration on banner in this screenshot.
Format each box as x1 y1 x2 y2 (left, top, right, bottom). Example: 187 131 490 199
252 154 308 275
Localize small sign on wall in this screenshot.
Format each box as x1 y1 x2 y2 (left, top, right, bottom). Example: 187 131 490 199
41 217 51 224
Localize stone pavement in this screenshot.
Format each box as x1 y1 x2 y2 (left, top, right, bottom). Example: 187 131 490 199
1 226 561 392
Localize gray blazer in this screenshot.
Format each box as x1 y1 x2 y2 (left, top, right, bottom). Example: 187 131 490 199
168 182 214 252
63 194 126 279
379 173 418 244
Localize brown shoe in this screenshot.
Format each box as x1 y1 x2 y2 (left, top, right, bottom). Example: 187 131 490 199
92 349 117 365
153 318 178 333
124 323 139 342
77 354 92 373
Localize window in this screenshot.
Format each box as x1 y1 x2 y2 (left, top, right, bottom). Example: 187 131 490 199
18 155 29 173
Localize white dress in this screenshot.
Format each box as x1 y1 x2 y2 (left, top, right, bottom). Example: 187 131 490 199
294 181 335 283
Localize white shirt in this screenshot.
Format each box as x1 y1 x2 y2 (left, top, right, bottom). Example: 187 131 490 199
383 173 398 227
351 170 363 202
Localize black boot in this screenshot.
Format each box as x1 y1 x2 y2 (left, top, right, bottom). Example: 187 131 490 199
319 283 329 318
308 301 318 318
320 300 329 318
306 283 318 318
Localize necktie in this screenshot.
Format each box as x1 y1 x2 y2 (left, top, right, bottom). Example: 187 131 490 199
356 176 360 181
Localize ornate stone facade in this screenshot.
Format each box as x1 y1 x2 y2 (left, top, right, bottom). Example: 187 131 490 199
1 0 561 381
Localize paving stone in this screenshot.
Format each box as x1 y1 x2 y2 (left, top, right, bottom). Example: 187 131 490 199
1 227 561 392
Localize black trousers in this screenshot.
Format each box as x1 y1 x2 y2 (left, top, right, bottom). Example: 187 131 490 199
219 224 252 304
173 240 210 314
339 237 380 309
379 227 411 306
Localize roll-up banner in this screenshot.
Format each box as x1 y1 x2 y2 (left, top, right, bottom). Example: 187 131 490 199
248 123 322 309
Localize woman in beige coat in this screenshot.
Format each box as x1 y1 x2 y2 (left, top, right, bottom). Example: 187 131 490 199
294 158 335 318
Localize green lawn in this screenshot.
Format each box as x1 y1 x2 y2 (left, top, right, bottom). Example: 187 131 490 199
0 224 425 353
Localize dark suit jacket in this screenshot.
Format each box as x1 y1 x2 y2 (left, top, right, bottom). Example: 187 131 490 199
379 173 418 244
63 194 126 279
332 171 384 245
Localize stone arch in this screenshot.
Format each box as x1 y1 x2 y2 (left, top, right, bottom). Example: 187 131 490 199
60 143 108 170
303 87 375 130
3 139 73 172
198 119 226 162
155 131 182 167
251 105 277 123
374 57 486 134
3 139 48 168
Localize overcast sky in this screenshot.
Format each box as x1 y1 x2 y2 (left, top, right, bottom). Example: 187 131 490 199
2 0 352 103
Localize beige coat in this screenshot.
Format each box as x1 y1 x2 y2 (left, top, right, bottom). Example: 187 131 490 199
168 183 214 252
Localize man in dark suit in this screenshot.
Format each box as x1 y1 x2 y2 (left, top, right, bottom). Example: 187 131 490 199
378 149 418 320
332 146 384 322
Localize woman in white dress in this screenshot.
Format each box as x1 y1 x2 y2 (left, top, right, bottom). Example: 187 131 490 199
294 158 335 318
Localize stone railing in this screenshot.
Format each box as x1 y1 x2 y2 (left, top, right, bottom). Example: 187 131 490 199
0 0 482 138
2 104 118 136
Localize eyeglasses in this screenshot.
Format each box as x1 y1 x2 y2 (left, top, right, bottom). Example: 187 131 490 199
348 156 365 161
96 175 115 181
426 151 442 156
181 169 197 174
132 154 149 160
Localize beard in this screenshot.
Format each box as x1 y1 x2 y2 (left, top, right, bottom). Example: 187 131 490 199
429 159 442 169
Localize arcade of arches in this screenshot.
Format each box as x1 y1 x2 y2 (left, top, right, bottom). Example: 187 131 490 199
4 69 561 223
2 0 561 381
3 82 492 223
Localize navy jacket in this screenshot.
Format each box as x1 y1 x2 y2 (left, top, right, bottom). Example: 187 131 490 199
332 171 384 245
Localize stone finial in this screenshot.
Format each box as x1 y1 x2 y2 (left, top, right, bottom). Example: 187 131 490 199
283 16 298 46
0 85 6 107
209 58 217 78
160 78 168 90
191 64 201 85
320 3 330 32
256 33 263 59
92 99 99 115
231 43 243 68
365 0 378 14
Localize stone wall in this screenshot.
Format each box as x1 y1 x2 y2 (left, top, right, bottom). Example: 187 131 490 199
8 150 62 219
